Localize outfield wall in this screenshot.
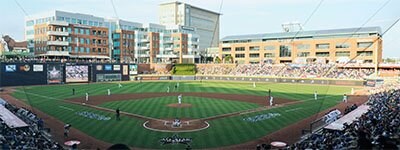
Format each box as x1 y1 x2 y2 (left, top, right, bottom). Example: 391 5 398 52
0 62 138 87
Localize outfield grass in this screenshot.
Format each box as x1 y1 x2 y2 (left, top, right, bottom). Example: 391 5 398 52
11 81 353 149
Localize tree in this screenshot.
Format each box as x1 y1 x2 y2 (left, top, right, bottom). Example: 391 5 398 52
214 56 221 63
224 55 233 63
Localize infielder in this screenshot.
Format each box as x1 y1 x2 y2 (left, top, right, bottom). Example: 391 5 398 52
314 91 318 100
178 94 182 104
269 96 274 106
343 94 348 103
85 92 89 102
167 86 170 93
118 83 123 88
107 89 111 96
253 82 256 88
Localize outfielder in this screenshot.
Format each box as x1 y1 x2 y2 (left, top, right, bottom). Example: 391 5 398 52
253 82 256 88
118 83 123 88
167 86 170 93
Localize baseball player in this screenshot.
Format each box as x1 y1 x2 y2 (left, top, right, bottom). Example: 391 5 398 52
314 91 318 100
167 86 170 93
107 89 111 96
178 94 182 104
118 83 123 88
85 92 89 102
253 82 256 88
269 96 274 106
343 94 348 103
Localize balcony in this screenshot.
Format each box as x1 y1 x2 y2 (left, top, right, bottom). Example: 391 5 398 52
47 41 69 46
47 31 69 36
47 21 69 26
140 38 149 42
164 46 173 51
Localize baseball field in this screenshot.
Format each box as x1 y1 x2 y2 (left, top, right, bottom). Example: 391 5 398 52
10 81 354 149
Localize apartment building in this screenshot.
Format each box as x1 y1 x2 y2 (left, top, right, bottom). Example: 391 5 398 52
33 21 109 58
26 10 200 63
159 1 220 53
219 27 382 64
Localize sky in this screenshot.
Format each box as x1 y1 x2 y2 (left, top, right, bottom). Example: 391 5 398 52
0 0 399 58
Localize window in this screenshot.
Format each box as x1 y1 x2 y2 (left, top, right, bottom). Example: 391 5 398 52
67 28 72 33
297 52 310 57
26 30 34 35
86 39 90 44
80 47 84 52
86 47 90 53
357 42 373 48
74 47 78 52
80 29 84 34
82 20 87 25
235 47 245 51
113 34 120 39
80 38 84 44
235 54 245 58
279 45 291 57
174 44 180 48
264 46 275 51
250 46 260 51
74 28 79 34
93 21 99 26
336 43 350 49
357 51 373 56
26 20 34 26
114 41 121 47
65 17 71 23
89 21 93 26
264 53 275 58
316 43 330 49
85 29 90 35
335 51 350 56
68 46 72 52
316 52 329 57
297 44 310 50
249 53 259 58
222 47 231 52
71 18 77 24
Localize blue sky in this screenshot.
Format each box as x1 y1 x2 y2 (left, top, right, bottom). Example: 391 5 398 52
1 0 399 58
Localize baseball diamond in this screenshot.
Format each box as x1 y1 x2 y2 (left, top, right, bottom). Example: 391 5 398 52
2 81 361 149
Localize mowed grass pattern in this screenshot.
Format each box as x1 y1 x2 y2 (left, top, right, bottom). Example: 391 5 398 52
100 96 260 119
11 81 353 149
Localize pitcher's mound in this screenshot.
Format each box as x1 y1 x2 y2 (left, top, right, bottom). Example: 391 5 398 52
167 103 192 108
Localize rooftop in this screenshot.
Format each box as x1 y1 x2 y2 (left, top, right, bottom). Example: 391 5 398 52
221 26 381 41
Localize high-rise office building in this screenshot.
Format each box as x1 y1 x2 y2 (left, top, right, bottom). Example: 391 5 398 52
159 1 220 54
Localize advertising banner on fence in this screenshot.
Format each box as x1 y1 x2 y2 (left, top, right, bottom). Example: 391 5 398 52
19 64 31 72
104 65 112 71
129 64 137 75
47 64 63 84
66 65 89 82
5 65 16 72
122 65 128 75
33 64 43 72
113 65 120 71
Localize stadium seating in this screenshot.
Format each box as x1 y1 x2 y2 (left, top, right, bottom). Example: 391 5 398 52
0 103 62 149
289 87 400 149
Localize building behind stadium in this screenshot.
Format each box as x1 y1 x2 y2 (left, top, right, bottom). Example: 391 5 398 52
24 9 203 64
219 27 382 64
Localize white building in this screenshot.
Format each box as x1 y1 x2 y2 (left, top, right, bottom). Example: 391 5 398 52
159 1 220 54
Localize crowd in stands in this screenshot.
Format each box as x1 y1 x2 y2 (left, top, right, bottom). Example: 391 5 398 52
0 57 118 63
288 85 400 150
323 68 375 79
1 103 62 149
196 63 377 79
